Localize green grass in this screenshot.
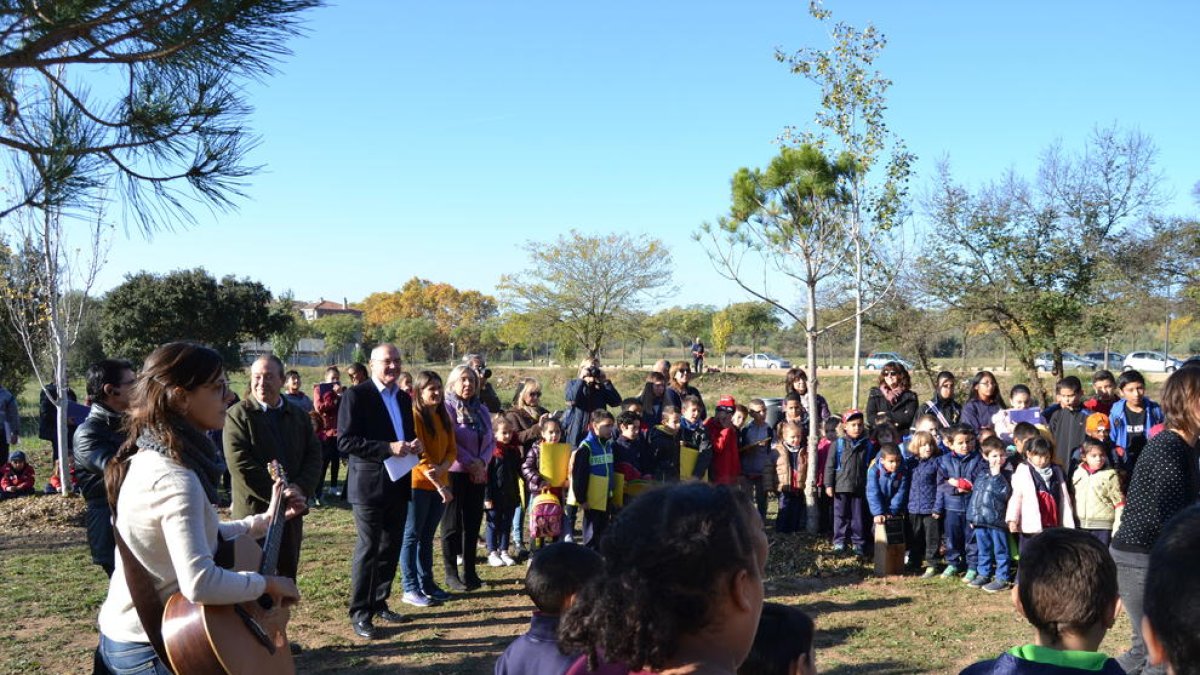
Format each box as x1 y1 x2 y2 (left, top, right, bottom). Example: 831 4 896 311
0 362 1146 672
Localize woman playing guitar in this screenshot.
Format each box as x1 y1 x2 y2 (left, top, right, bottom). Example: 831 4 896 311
97 342 306 674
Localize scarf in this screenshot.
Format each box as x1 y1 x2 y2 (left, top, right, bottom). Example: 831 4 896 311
784 443 803 489
494 440 521 460
445 390 484 434
138 426 223 505
880 384 904 405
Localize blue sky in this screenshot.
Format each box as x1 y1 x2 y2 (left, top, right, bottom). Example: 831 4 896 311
93 1 1200 312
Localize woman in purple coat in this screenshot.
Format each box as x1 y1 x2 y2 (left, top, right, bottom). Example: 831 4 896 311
439 364 494 591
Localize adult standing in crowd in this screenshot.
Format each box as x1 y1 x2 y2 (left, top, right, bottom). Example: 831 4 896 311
465 354 503 414
664 361 705 422
96 342 303 674
313 366 344 501
1110 365 1200 675
73 359 135 578
0 369 19 465
400 371 456 607
561 358 622 449
784 367 831 428
652 359 671 379
281 369 314 413
960 370 1006 433
339 344 421 640
923 371 962 428
223 355 322 580
441 364 493 591
505 378 549 555
690 337 706 372
638 371 668 426
865 361 919 434
506 378 549 452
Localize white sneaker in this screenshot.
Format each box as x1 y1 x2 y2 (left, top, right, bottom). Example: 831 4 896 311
487 551 504 567
500 551 516 566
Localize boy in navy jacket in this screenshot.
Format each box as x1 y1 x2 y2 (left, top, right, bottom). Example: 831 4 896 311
824 410 875 556
495 543 603 675
867 444 909 523
935 424 984 580
967 442 1013 593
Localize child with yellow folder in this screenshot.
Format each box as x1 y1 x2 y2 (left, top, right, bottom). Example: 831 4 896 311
569 409 616 549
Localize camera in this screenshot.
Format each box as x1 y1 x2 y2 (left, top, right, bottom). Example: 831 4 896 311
473 363 492 380
585 366 601 378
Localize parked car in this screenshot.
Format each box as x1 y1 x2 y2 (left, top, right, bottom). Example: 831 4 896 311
864 352 913 371
1034 352 1097 372
1123 350 1183 373
1082 351 1125 371
740 353 791 369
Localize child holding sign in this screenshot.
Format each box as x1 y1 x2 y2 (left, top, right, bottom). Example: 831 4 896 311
569 410 616 549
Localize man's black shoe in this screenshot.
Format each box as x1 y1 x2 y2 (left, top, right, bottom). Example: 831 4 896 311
352 620 377 639
375 609 407 624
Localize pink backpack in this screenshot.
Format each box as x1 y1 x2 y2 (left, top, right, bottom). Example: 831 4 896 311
528 491 564 540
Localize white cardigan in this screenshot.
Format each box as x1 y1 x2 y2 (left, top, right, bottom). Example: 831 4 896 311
98 450 270 644
1006 462 1076 534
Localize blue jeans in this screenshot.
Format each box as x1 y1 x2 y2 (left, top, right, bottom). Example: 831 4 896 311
99 634 171 675
400 488 445 594
510 492 527 547
943 511 977 569
974 526 1011 581
486 506 514 552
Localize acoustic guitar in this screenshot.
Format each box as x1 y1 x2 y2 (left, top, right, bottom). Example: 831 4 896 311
162 460 296 674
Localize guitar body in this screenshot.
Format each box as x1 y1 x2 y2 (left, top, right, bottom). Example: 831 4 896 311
162 593 293 675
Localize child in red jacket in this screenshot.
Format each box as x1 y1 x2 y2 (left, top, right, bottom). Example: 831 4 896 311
704 396 741 485
1 450 35 499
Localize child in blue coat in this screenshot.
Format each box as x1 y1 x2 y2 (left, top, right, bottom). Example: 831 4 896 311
935 424 984 580
967 442 1013 593
867 444 909 523
905 431 942 577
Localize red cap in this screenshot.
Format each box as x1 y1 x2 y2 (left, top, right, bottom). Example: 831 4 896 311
842 409 864 423
716 395 737 411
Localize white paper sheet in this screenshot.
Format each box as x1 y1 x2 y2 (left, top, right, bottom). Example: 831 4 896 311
384 453 419 481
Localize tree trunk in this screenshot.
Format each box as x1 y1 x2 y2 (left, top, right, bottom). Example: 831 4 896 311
851 236 864 408
805 280 821 534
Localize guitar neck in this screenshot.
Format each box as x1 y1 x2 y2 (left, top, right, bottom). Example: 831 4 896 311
258 493 286 576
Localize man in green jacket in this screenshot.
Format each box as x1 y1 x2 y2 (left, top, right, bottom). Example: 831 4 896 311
224 354 323 580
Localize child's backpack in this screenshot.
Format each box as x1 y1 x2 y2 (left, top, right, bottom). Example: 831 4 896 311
528 490 564 540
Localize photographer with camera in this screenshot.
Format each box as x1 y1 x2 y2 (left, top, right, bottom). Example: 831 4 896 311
559 358 621 542
464 354 503 414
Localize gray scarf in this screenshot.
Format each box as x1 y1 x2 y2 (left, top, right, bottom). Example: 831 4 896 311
138 426 224 504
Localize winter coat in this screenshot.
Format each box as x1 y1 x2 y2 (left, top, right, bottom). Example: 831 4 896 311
739 422 774 476
312 384 341 442
1007 463 1076 534
967 471 1012 529
934 450 985 514
1048 406 1090 468
445 394 495 475
72 402 126 505
961 398 1003 432
646 425 679 482
561 379 622 449
923 397 961 428
775 442 807 493
1112 429 1200 553
485 443 523 510
961 645 1126 675
664 385 706 420
866 463 909 517
505 405 549 451
612 434 649 477
1071 466 1124 530
704 418 740 485
865 387 919 433
906 456 940 515
1108 398 1164 460
0 461 35 493
824 434 874 495
679 419 714 480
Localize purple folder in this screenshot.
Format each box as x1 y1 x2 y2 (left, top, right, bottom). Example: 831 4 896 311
1008 407 1043 426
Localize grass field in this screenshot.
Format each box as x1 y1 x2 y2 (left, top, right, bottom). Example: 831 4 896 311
0 364 1145 673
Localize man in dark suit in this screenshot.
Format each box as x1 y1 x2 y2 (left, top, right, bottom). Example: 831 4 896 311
338 343 423 640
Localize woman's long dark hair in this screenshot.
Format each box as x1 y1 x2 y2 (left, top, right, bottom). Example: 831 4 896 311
413 370 453 435
105 342 226 511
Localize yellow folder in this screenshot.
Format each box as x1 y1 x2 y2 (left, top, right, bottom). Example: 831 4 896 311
539 442 570 488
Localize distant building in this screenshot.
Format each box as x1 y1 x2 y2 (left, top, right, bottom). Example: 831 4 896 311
298 297 363 322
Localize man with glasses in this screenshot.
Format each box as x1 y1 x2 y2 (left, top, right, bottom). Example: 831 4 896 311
73 359 136 578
